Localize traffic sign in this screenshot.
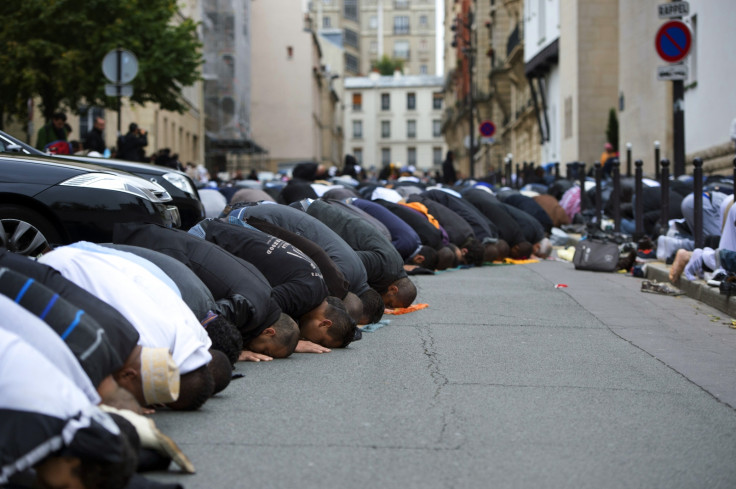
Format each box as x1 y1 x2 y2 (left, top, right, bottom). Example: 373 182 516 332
657 63 688 81
102 49 139 84
105 84 134 97
655 20 692 63
658 1 688 19
479 120 496 138
480 137 495 145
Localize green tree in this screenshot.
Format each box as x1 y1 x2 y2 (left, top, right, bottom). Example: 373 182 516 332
0 0 202 127
606 108 619 152
371 55 404 76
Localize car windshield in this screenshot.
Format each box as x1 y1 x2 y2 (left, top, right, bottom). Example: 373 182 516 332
0 131 38 155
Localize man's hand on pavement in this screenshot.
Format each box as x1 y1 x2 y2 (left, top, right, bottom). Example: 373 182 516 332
238 350 273 362
296 340 331 354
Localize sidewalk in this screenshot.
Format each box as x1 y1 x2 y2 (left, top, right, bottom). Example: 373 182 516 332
561 233 736 319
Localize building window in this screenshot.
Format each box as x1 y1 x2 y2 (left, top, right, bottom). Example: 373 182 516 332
345 53 359 73
407 120 416 138
394 16 410 35
354 148 363 165
564 96 572 139
408 147 417 166
407 92 416 110
323 16 331 28
381 121 391 138
433 93 443 109
420 64 428 74
344 0 357 21
352 93 362 111
344 28 359 49
382 148 391 165
287 46 293 58
394 0 410 9
381 93 390 111
419 15 428 28
433 147 442 166
369 15 378 30
370 40 378 53
393 40 410 59
432 119 441 137
352 120 363 138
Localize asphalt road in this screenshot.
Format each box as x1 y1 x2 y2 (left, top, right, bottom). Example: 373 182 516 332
150 259 736 489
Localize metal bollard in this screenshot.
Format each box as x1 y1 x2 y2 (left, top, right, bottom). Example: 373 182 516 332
635 160 644 239
566 162 573 180
660 158 670 235
612 158 621 233
515 163 520 189
693 157 704 249
654 141 661 181
626 142 632 177
733 157 736 193
594 161 603 228
554 162 560 179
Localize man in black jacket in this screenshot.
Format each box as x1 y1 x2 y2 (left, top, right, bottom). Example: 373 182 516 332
116 123 148 162
192 218 356 349
227 202 384 324
84 116 106 154
305 199 417 309
112 223 299 362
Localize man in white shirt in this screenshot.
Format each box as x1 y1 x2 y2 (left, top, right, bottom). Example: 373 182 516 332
39 245 222 410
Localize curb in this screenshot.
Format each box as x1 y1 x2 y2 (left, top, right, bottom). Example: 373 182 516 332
646 262 736 319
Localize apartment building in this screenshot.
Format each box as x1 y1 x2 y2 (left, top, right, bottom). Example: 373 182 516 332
310 0 437 76
344 72 447 172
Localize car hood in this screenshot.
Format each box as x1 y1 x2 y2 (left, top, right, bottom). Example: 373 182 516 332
0 154 171 201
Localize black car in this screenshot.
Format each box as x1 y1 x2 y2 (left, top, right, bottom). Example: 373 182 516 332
0 151 179 256
0 130 205 229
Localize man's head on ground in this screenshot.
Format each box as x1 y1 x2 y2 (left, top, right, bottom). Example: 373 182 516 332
494 239 510 260
202 312 242 366
35 417 138 489
381 277 417 309
483 243 499 263
461 237 485 267
207 349 232 395
167 365 214 411
245 313 300 359
299 297 357 348
342 291 363 324
358 288 384 324
533 237 552 259
406 245 438 270
112 346 180 407
510 241 533 260
436 246 456 270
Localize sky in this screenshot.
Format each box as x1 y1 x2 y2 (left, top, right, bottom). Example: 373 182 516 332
436 0 444 75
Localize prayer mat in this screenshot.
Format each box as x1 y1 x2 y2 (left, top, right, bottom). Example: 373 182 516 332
384 303 429 315
359 319 391 332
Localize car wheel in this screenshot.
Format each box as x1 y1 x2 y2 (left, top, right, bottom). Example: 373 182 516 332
0 205 62 256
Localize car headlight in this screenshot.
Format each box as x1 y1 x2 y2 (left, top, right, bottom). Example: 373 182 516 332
59 173 161 202
163 172 197 197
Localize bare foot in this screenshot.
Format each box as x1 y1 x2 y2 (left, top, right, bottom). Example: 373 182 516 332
670 249 692 283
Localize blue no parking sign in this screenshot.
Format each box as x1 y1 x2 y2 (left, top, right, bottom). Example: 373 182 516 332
655 20 692 63
479 120 496 138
